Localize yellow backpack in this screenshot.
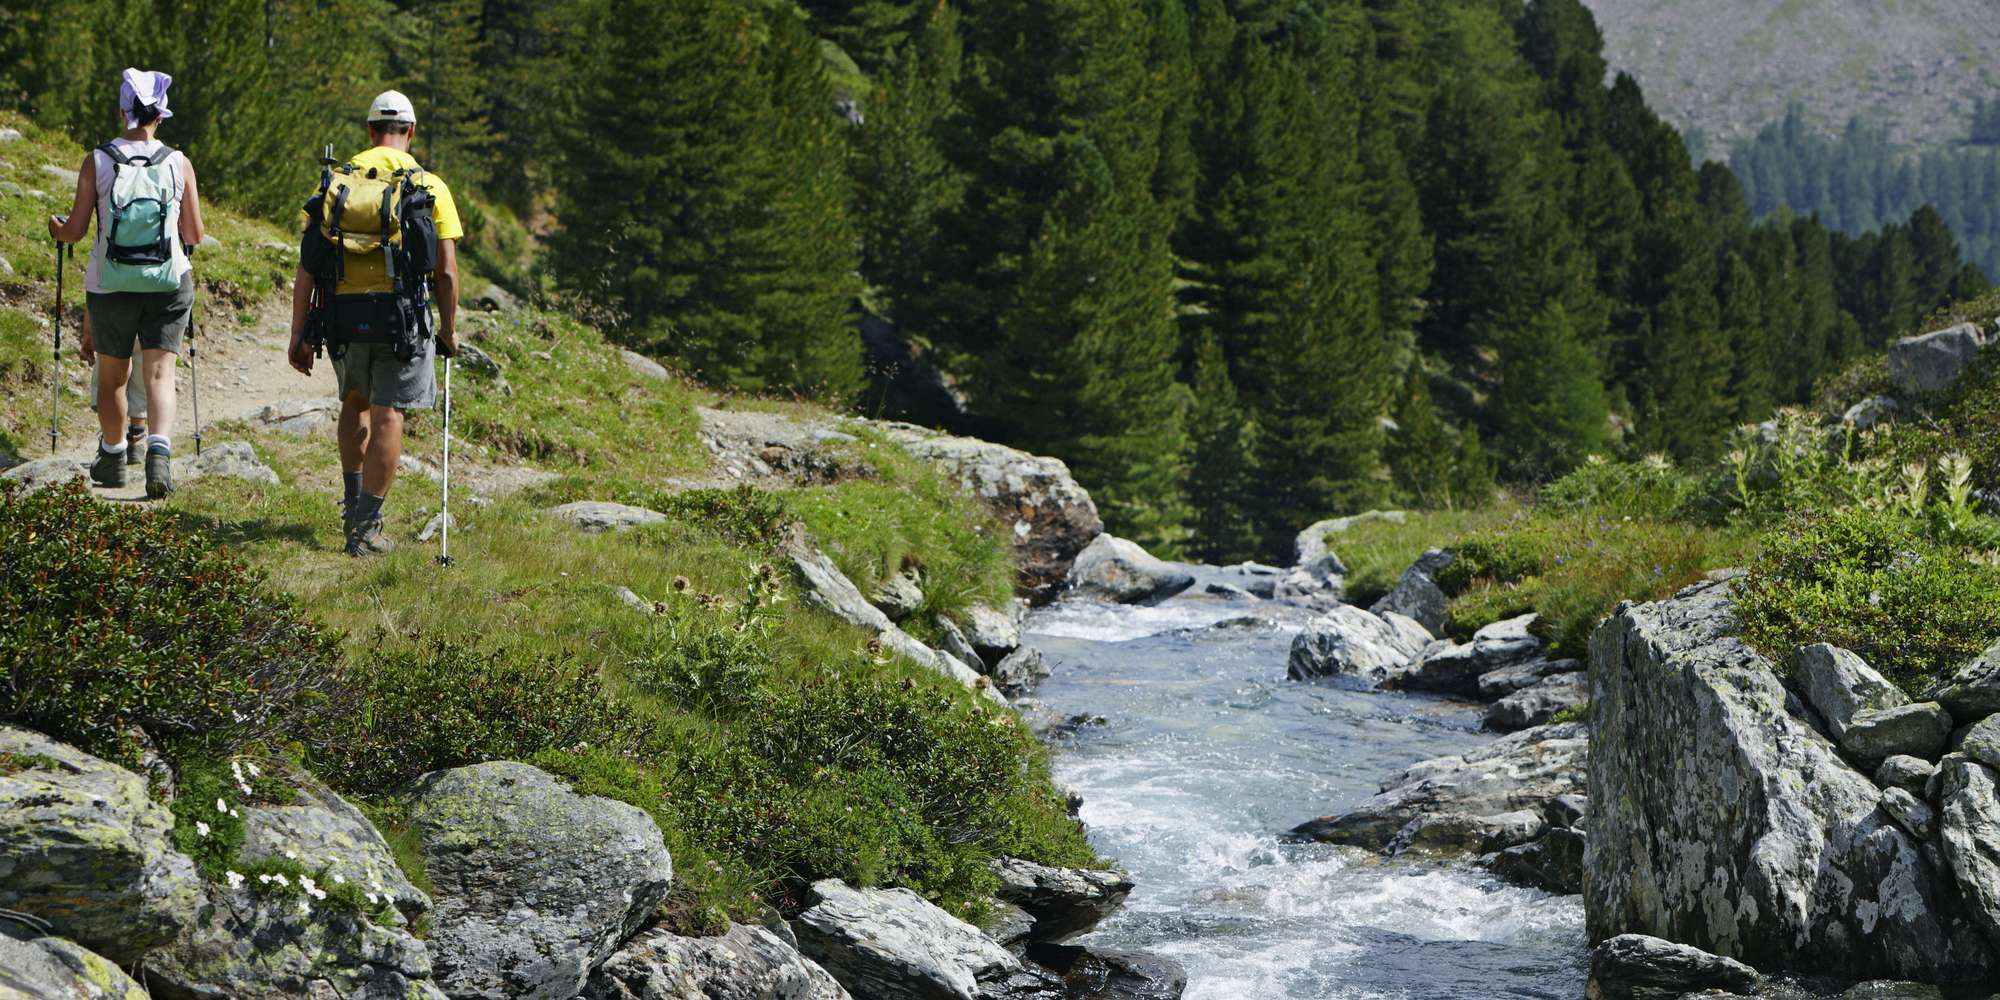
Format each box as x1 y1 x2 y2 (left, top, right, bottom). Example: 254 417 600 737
300 149 440 360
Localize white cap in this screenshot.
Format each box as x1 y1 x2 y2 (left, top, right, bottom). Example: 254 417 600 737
366 90 417 125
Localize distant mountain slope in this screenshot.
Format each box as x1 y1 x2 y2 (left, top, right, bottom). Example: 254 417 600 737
1583 0 2000 152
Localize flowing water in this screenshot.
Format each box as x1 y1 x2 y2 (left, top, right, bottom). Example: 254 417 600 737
1022 581 1587 1000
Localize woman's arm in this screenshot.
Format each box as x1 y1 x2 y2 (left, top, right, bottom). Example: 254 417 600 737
47 154 95 243
179 156 206 247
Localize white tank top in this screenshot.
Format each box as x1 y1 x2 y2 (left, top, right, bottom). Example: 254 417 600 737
85 137 192 294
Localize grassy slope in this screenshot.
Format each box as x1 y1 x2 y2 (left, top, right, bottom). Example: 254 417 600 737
0 114 1089 928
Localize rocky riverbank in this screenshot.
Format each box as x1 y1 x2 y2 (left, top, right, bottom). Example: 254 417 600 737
0 720 1179 1000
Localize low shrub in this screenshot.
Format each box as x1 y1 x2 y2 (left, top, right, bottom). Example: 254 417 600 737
0 482 347 766
309 636 655 794
1538 456 1702 521
1736 504 2000 686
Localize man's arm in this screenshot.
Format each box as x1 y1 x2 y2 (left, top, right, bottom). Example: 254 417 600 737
288 266 315 374
435 239 458 357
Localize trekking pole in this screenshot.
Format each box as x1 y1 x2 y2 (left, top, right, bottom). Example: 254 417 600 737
437 355 454 567
186 252 203 456
49 237 66 455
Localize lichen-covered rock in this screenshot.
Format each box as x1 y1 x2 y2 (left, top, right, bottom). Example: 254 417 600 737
1 456 86 492
990 858 1133 944
1875 755 1937 795
1957 712 2000 770
407 761 675 1000
793 879 1017 1000
235 763 430 927
1391 614 1542 697
1485 672 1587 733
583 923 851 1000
1285 605 1428 684
1587 934 1757 1000
144 884 444 1000
0 931 149 999
1368 549 1454 637
989 646 1053 699
1485 826 1586 895
1067 535 1194 606
1936 757 2000 952
1290 722 1586 853
1888 322 1991 395
1930 639 2000 721
869 569 925 623
962 603 1024 666
1293 511 1403 566
172 441 279 486
1790 643 1908 740
785 530 1000 701
1586 582 1995 983
875 426 1103 604
0 725 200 963
1840 702 1953 761
545 500 667 533
1477 658 1582 701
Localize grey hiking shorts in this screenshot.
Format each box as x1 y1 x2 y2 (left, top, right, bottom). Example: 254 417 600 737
86 272 193 359
334 337 436 410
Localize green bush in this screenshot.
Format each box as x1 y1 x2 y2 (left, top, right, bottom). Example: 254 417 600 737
1538 457 1701 521
0 482 347 766
1736 504 2000 685
309 636 654 794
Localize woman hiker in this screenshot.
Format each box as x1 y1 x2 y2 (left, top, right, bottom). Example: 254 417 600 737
49 66 206 498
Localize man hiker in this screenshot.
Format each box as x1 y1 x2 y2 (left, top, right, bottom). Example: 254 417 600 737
49 67 206 498
286 89 462 556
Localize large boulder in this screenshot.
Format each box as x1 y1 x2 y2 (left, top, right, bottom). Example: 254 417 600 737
583 923 851 1000
1285 605 1429 684
791 879 1019 1000
1485 672 1587 733
875 426 1103 604
1929 639 2000 721
144 884 445 1000
234 762 430 927
1586 582 1995 983
1587 934 1757 1000
1066 535 1194 606
1367 549 1454 637
1789 643 1908 740
0 932 149 999
2 456 85 492
0 725 200 963
546 500 668 533
1485 825 1586 895
1477 658 1582 701
990 858 1133 944
1936 757 2000 951
1290 721 1586 854
1839 702 1953 761
406 761 675 1000
1390 613 1542 697
1887 322 1991 395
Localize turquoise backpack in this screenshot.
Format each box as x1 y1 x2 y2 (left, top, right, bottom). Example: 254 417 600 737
97 143 180 293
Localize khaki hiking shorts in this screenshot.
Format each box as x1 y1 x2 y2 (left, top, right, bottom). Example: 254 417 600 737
334 337 436 410
86 272 193 359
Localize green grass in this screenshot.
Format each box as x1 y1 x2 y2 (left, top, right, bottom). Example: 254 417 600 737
1327 507 1520 606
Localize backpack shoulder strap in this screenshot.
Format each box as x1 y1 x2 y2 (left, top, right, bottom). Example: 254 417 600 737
96 142 131 167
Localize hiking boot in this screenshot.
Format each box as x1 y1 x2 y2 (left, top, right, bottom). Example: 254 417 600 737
145 450 173 499
124 427 145 466
345 515 394 557
90 447 127 488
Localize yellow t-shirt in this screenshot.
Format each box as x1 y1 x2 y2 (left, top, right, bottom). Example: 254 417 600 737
305 145 463 294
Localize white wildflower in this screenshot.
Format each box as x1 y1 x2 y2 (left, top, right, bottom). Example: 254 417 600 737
215 797 229 814
225 871 245 890
195 821 211 838
364 892 380 905
258 874 274 884
283 849 299 861
270 873 290 888
330 872 346 885
244 761 262 778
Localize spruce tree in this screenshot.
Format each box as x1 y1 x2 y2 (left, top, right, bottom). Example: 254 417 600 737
1185 333 1260 563
944 0 1192 550
552 0 862 399
1385 360 1459 509
1493 302 1609 478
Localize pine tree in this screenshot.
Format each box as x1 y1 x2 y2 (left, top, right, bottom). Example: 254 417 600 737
393 0 491 191
1185 333 1260 563
1385 360 1458 508
1493 302 1609 478
944 0 1192 550
552 0 862 399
